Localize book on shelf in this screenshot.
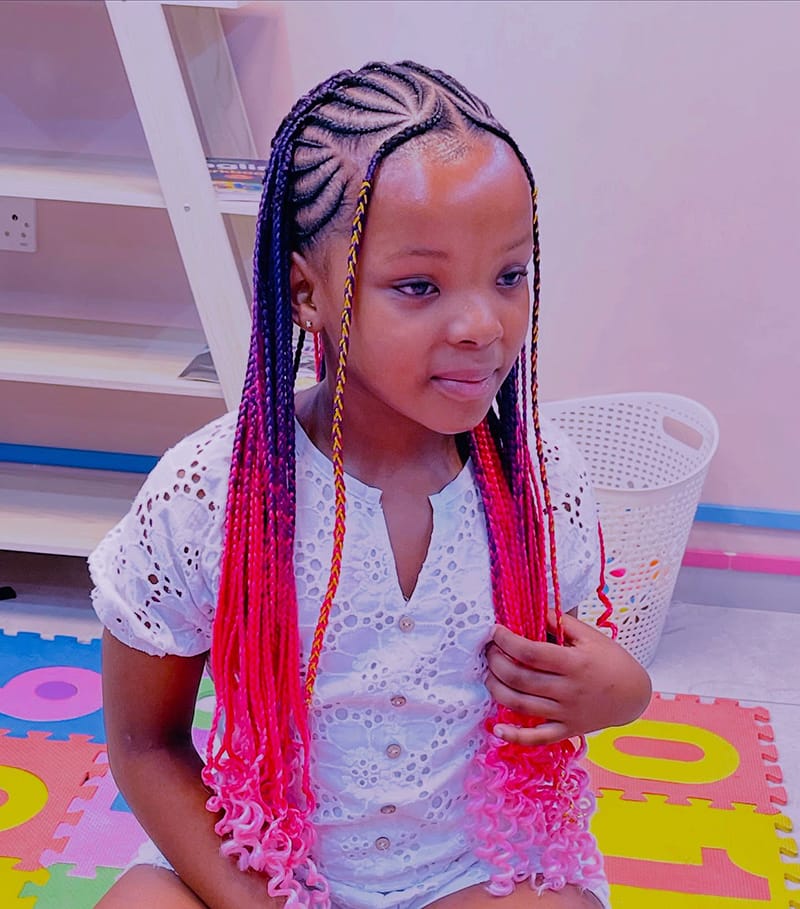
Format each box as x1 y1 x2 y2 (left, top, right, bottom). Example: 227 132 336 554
179 346 218 383
180 336 318 389
206 156 268 200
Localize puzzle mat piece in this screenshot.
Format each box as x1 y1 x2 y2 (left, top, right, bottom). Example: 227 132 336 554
586 693 785 812
0 631 104 742
0 856 48 909
0 667 104 743
192 674 216 756
0 731 105 871
192 726 211 756
111 790 132 814
41 752 148 876
0 631 101 681
193 674 216 730
20 863 119 909
593 789 800 908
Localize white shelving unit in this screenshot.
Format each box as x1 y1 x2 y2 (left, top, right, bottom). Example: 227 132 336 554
0 148 260 214
0 463 145 557
0 314 224 398
0 148 164 208
0 0 267 557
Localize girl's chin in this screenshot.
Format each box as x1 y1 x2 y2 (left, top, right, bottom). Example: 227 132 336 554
433 409 495 437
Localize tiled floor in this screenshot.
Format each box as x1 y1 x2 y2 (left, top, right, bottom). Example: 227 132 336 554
2 593 798 834
648 601 800 825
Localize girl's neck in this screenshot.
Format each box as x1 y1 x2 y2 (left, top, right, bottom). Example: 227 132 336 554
295 383 464 496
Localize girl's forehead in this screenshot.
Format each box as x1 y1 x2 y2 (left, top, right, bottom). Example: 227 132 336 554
366 136 532 240
376 132 524 198
302 134 532 271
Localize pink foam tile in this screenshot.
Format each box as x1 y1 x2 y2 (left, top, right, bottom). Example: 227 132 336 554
39 754 148 877
0 731 105 871
587 694 785 813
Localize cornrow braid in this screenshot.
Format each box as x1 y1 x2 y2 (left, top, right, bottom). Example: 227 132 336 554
205 61 604 905
291 69 441 245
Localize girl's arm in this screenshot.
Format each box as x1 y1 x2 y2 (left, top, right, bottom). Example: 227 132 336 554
102 630 283 909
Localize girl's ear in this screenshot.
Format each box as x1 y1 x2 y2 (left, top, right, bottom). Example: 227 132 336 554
290 252 318 331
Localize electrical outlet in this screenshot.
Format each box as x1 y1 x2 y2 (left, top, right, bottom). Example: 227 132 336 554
0 197 37 253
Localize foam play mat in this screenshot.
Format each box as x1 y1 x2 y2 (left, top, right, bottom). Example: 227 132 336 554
1 626 798 907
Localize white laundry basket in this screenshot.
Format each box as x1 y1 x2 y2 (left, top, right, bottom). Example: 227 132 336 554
541 393 719 665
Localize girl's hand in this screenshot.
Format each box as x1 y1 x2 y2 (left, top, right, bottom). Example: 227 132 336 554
485 612 652 747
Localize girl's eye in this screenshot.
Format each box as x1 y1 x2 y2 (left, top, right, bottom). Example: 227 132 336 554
498 269 528 288
394 280 438 298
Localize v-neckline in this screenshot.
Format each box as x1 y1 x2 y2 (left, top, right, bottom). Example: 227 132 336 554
294 418 475 603
294 417 473 505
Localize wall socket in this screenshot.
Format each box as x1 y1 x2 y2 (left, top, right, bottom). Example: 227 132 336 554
0 197 37 253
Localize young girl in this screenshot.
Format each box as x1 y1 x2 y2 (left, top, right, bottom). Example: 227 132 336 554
90 61 651 909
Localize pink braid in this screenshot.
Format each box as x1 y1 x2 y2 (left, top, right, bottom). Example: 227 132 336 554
465 418 605 895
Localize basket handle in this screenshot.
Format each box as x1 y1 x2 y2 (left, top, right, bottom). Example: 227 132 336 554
661 415 704 451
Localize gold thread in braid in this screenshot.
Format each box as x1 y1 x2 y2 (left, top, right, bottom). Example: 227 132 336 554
527 187 564 644
304 180 371 704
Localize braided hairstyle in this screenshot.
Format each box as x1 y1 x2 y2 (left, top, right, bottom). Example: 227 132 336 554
203 61 605 905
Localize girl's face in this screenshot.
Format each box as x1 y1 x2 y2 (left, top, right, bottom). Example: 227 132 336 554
293 134 533 440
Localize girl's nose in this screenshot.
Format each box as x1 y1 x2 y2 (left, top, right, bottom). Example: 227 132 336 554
449 296 503 347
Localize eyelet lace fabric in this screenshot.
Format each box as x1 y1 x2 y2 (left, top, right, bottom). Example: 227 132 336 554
89 410 605 907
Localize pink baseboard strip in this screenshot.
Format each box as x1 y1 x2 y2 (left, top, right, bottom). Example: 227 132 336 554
683 548 800 577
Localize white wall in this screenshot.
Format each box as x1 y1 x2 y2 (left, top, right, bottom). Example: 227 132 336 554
2 0 798 556
226 0 800 556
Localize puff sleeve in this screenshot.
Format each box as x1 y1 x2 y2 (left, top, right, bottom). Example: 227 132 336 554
88 412 236 657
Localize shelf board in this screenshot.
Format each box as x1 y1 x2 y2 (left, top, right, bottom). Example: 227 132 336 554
0 463 143 557
0 313 224 398
217 193 259 216
0 148 259 216
162 0 266 7
0 148 165 208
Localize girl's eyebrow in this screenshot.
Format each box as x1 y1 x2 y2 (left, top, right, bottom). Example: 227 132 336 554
385 235 532 262
386 246 449 261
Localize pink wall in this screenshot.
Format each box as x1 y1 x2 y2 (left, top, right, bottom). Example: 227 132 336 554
1 1 798 555
0 1 196 326
227 0 800 556
0 1 148 156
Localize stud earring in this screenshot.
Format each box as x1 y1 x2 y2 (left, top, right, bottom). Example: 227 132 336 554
305 319 313 330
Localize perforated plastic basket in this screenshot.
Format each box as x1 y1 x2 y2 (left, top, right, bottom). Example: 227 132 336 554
541 393 719 665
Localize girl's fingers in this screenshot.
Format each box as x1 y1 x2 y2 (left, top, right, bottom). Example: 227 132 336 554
485 643 563 698
491 623 575 675
545 610 594 643
492 720 570 747
484 670 561 719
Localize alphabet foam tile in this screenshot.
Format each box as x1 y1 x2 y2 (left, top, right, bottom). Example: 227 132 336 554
586 693 785 812
0 857 48 909
19 863 120 908
0 631 104 742
592 790 800 908
40 753 148 876
0 731 105 871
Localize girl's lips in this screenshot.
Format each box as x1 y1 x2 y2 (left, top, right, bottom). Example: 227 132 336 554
432 373 496 401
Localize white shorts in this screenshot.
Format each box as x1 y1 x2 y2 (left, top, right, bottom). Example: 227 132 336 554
127 839 611 908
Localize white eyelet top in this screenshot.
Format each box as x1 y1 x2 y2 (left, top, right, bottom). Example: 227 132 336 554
89 410 602 906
